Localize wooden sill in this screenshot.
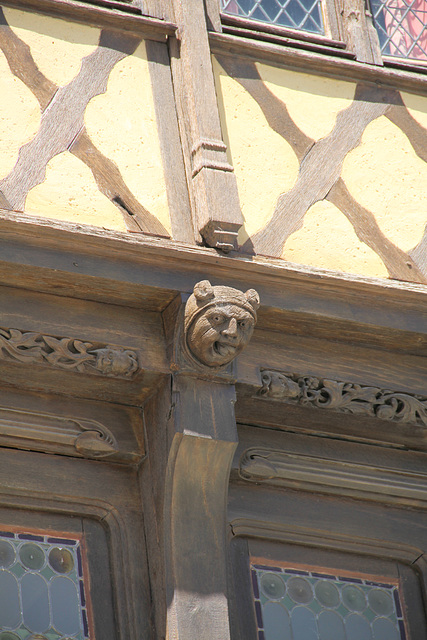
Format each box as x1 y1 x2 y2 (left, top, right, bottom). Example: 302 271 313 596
0 0 176 40
210 31 427 95
220 13 346 49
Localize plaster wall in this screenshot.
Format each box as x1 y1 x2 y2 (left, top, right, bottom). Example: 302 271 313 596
0 8 171 235
213 56 427 283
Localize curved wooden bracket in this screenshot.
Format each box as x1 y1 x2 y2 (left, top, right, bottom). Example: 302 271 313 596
164 377 238 640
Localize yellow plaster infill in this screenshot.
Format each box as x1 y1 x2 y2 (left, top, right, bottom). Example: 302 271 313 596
213 56 299 242
257 63 355 141
4 8 99 87
25 151 128 232
401 91 427 130
283 200 388 278
84 41 171 235
342 116 427 253
0 50 40 181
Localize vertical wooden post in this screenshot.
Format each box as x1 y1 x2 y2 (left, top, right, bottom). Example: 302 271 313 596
169 0 244 251
164 377 237 640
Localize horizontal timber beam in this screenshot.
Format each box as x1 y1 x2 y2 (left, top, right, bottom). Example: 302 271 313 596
0 212 425 358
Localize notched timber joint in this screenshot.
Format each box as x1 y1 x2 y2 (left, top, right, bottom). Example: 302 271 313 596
191 138 234 177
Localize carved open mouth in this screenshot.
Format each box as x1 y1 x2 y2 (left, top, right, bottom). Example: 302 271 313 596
213 342 237 358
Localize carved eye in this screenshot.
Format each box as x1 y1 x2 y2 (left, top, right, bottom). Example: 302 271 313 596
211 314 225 325
238 320 247 329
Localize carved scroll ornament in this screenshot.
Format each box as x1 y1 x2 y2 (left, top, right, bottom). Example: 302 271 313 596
184 280 260 368
258 370 427 427
0 406 118 458
0 328 139 379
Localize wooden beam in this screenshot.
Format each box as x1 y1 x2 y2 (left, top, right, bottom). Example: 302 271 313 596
0 0 176 40
168 0 244 251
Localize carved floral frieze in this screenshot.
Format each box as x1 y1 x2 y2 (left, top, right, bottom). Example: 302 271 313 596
258 370 427 427
0 327 139 379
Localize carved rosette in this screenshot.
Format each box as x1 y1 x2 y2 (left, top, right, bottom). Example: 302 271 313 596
258 370 427 428
0 328 139 379
183 280 260 369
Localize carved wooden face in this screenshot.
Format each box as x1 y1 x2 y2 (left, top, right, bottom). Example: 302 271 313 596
187 303 255 367
94 348 138 377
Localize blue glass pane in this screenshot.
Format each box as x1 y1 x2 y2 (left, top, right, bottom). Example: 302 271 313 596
373 617 400 640
291 606 317 640
318 610 346 640
345 613 372 640
221 0 324 34
51 576 81 635
263 602 292 640
21 573 50 633
0 572 20 629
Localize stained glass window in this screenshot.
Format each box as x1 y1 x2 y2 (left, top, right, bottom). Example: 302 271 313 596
220 0 325 34
370 0 427 61
0 530 91 640
251 562 407 640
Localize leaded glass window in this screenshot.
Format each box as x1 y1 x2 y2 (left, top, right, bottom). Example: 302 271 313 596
0 530 91 640
220 0 325 34
370 0 427 61
251 562 407 640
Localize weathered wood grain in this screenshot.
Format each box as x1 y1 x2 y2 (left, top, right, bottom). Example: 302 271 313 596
0 0 175 40
210 32 427 96
164 377 238 640
0 31 140 209
0 23 168 235
0 8 57 110
215 55 314 161
248 84 394 257
69 131 168 235
169 0 244 250
146 40 194 242
339 0 383 63
387 101 427 164
328 178 425 283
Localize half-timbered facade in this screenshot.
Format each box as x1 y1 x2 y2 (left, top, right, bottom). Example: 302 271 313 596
0 0 426 638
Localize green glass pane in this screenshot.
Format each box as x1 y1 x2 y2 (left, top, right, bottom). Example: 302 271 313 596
0 633 21 640
10 563 25 578
0 541 15 568
342 584 366 612
287 577 313 604
19 544 45 571
48 548 74 575
315 580 340 608
40 566 55 580
260 573 285 599
368 588 393 616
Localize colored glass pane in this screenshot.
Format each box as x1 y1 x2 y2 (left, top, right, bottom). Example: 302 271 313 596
0 530 90 640
220 0 324 34
251 562 407 639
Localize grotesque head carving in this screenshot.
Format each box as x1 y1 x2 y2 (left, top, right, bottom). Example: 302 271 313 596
184 280 260 368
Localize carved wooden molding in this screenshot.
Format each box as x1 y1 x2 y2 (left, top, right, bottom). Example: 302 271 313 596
0 406 118 458
182 280 260 369
257 369 427 428
239 447 427 504
0 327 139 378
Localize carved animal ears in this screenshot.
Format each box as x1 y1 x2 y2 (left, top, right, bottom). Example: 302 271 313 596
193 280 215 302
245 289 260 311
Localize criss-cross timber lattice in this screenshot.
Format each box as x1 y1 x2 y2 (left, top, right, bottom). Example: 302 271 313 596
221 0 324 33
370 0 427 60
